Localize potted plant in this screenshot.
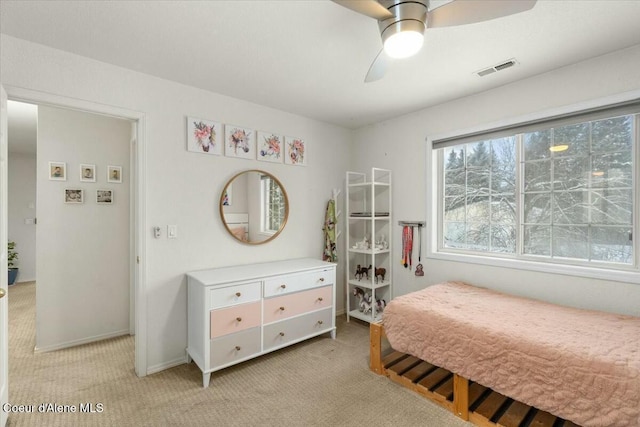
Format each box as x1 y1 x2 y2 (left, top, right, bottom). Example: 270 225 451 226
8 241 18 285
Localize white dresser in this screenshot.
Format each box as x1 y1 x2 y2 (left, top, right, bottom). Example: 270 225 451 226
186 258 337 387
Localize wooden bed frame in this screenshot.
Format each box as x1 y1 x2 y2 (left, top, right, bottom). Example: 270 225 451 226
369 322 580 427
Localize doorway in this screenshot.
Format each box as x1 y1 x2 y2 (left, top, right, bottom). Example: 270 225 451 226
5 85 147 377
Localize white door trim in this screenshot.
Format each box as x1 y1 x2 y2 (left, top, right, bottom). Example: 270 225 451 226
1 84 10 427
5 85 148 377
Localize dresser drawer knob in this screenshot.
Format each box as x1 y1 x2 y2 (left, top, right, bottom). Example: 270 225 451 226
280 284 286 289
317 297 324 302
279 332 285 337
235 346 241 351
279 306 285 311
317 320 324 325
235 292 241 297
236 317 242 322
319 277 325 282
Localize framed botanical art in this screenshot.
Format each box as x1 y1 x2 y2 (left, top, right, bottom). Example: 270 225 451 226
187 117 222 155
64 189 83 204
80 164 96 182
49 162 67 181
284 136 306 166
96 189 113 204
225 125 254 160
257 131 283 163
107 166 122 183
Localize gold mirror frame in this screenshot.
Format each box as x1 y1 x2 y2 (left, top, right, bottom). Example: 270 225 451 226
219 169 289 245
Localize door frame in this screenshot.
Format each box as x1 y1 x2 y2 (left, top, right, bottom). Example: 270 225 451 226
5 85 148 377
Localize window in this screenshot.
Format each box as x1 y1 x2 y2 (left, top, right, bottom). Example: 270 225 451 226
260 174 285 234
437 105 638 270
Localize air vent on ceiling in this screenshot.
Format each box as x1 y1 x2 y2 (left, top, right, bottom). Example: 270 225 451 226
475 58 517 77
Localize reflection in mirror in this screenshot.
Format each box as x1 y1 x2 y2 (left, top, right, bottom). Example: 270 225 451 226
220 170 289 244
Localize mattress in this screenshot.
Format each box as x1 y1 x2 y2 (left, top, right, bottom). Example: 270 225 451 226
383 281 640 427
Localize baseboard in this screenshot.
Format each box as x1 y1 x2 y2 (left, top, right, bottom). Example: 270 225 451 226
335 308 345 317
147 356 188 375
34 328 130 353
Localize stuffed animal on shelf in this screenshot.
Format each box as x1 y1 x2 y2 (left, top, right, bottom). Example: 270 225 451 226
354 264 371 281
375 298 387 313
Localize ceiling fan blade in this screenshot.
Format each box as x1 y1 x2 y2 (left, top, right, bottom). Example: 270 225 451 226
332 0 394 20
428 0 537 28
365 49 389 83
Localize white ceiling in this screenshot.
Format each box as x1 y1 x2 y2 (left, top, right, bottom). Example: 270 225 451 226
1 0 640 129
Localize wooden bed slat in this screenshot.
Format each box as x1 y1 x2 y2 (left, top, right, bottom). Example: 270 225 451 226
434 376 454 400
382 351 407 368
469 382 488 407
562 421 580 427
474 390 508 421
418 367 452 390
497 400 531 427
403 361 436 382
386 355 421 375
529 409 557 427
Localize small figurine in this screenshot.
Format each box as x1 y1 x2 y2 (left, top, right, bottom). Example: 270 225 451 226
374 267 386 283
415 263 424 277
354 264 371 281
375 298 387 313
353 287 372 313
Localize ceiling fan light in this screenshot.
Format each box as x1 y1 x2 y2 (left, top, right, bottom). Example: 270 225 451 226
383 30 424 58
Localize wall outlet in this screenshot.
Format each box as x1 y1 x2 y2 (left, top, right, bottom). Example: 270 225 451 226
153 226 161 238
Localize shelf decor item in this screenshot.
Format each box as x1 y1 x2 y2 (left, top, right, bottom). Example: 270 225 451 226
345 168 392 323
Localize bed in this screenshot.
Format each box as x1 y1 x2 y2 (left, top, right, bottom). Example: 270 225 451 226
223 213 249 242
371 281 640 427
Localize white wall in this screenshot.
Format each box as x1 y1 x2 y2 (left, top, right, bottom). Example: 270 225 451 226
8 152 36 282
0 35 350 372
351 44 640 316
36 105 131 351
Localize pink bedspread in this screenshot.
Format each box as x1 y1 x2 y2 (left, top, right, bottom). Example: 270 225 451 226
383 281 640 427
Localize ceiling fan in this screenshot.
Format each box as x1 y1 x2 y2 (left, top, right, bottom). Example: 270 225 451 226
333 0 537 82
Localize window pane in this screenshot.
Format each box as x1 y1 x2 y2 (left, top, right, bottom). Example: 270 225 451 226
466 170 490 196
466 141 491 168
591 189 633 225
524 160 551 192
523 225 550 256
592 152 632 188
591 227 632 263
552 226 589 259
553 157 589 190
491 196 515 224
553 191 588 224
444 169 466 195
552 123 589 156
444 196 465 221
524 129 551 161
592 116 633 152
444 222 466 248
491 137 516 193
444 146 465 170
466 223 490 251
491 225 516 253
523 193 551 224
466 196 489 222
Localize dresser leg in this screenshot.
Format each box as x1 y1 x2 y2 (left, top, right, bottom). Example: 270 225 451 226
203 372 211 388
330 329 336 339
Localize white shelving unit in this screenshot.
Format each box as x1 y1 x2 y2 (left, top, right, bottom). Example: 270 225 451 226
345 168 392 323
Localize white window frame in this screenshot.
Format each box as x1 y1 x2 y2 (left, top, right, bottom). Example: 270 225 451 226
260 174 281 235
425 91 640 284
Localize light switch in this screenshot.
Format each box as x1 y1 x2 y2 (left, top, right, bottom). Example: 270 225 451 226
168 225 177 239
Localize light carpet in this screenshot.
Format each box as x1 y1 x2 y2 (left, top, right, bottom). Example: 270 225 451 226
6 281 470 426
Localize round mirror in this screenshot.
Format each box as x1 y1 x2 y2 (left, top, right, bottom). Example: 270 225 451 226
220 170 289 244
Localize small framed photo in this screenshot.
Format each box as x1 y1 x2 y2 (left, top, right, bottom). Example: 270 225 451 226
80 164 96 182
64 189 84 204
222 184 232 206
96 189 113 204
107 166 122 183
49 162 67 181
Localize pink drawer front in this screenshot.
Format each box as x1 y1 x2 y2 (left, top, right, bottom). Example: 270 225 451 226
210 301 261 339
263 285 333 324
